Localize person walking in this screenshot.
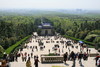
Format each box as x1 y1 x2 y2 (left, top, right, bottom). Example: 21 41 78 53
26 57 31 67
63 52 68 63
97 58 100 67
34 56 39 67
49 49 50 53
78 52 83 66
83 52 88 60
70 51 75 60
31 53 33 58
70 51 76 67
15 53 18 62
95 55 100 66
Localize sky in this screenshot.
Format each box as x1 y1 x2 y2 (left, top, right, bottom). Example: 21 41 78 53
0 0 100 10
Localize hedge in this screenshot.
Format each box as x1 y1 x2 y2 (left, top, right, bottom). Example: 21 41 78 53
5 35 30 54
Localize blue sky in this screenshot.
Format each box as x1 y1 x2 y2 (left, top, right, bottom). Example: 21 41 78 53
0 0 100 10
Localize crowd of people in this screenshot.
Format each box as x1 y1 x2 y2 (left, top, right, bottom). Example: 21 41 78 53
1 34 99 67
63 51 88 67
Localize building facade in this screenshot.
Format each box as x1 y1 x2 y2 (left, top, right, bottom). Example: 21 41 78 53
38 23 54 36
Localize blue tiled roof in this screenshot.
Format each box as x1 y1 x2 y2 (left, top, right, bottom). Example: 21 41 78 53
42 23 51 26
38 23 53 29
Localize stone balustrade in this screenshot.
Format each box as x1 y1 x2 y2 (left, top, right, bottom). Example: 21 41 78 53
89 53 99 57
41 55 64 63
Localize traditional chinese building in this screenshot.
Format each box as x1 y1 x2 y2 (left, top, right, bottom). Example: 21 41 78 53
38 23 54 36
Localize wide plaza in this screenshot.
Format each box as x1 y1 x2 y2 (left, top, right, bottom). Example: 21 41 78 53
10 32 98 67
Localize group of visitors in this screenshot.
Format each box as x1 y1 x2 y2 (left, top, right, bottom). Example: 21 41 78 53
26 56 39 67
3 34 99 67
63 51 88 66
3 52 19 62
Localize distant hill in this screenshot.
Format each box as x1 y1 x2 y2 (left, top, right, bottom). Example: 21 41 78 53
0 9 100 18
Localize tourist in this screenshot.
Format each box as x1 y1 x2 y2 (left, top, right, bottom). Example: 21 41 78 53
89 49 91 53
59 49 60 53
44 46 45 48
24 52 27 62
63 46 64 48
28 54 30 58
26 57 31 67
70 51 76 61
70 51 76 67
3 52 7 60
72 46 74 48
32 48 34 52
86 48 89 54
6 54 10 62
11 53 14 62
7 61 11 67
78 52 83 66
21 53 24 62
83 52 88 60
36 46 37 49
97 58 100 67
49 49 50 53
34 56 39 67
95 55 100 66
66 46 67 48
15 52 18 62
34 55 36 60
68 48 70 53
75 52 79 60
31 53 33 58
63 52 68 63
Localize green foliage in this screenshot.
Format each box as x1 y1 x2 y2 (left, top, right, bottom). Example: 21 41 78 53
85 34 98 41
63 35 94 47
88 30 100 35
48 53 58 56
5 35 30 54
66 30 74 36
0 11 100 50
45 15 100 48
0 16 35 49
0 45 4 58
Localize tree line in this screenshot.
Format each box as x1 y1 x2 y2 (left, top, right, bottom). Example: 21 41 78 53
0 14 100 57
0 16 36 49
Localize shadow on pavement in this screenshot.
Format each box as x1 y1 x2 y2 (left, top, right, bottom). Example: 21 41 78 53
64 63 69 66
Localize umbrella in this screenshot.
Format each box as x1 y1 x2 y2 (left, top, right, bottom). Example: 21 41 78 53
79 41 84 43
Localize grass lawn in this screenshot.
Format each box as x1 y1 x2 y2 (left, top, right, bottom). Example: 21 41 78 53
5 35 30 54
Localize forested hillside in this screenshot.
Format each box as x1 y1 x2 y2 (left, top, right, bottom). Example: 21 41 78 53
36 16 100 48
0 16 35 49
0 10 100 56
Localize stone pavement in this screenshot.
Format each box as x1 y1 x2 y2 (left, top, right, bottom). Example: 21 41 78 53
10 35 98 67
10 57 96 67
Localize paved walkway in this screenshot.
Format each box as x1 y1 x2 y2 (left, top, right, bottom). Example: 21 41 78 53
10 57 96 67
10 34 98 67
